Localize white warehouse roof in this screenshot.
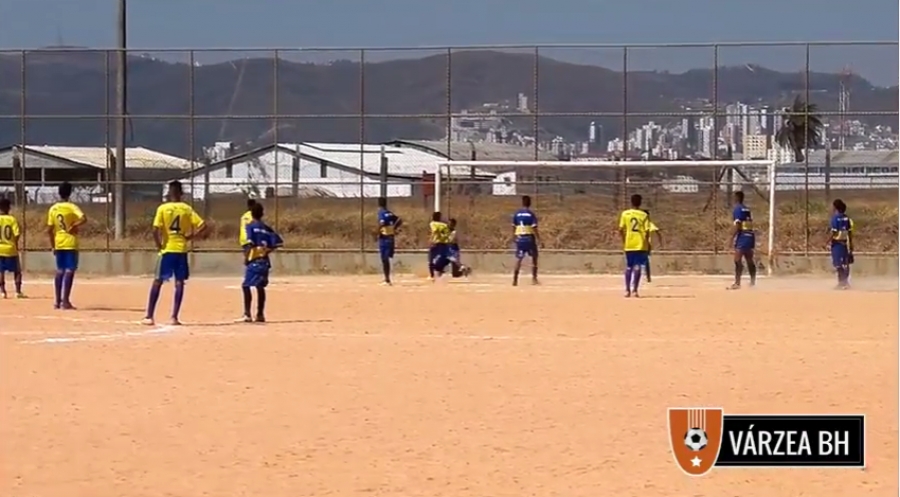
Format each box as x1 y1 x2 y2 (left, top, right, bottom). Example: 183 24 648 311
204 142 496 179
13 145 196 170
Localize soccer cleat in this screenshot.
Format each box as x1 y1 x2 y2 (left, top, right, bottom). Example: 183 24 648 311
169 318 182 326
632 290 640 298
61 302 76 310
15 292 26 299
236 315 252 323
140 317 155 326
625 291 631 298
0 292 6 299
53 303 61 310
254 314 266 323
531 278 540 285
727 283 741 290
381 281 392 286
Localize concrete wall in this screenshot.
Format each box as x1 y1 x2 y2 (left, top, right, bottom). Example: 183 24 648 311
18 250 898 277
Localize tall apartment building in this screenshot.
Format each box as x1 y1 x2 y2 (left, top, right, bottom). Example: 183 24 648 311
742 134 770 159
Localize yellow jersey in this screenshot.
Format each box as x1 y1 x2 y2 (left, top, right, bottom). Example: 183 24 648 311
648 221 659 233
152 201 205 254
429 221 450 244
0 214 21 257
47 202 85 250
239 210 253 247
618 208 651 252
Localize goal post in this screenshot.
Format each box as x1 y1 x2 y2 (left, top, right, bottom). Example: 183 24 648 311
434 159 777 276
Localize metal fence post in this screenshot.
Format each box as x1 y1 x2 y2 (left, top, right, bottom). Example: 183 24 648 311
532 46 540 202
18 51 27 255
273 50 280 233
358 49 366 253
114 1 127 240
712 44 719 255
804 43 811 255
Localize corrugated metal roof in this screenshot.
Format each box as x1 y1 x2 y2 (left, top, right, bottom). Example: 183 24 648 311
279 142 496 178
390 140 558 162
25 146 195 170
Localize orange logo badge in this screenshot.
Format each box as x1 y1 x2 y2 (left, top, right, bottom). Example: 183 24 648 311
668 407 724 476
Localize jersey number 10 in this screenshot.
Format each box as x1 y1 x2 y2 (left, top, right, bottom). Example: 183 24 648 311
0 225 13 241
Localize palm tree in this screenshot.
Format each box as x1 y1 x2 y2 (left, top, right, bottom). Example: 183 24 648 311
775 95 824 162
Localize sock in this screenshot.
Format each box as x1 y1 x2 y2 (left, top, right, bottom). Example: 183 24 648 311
645 262 652 281
513 263 521 284
53 271 64 305
837 267 847 285
747 261 757 284
172 282 185 319
531 262 538 281
146 282 162 318
632 267 642 292
734 261 744 285
0 273 6 294
256 287 266 317
624 267 633 292
242 286 252 316
14 273 22 293
381 258 391 282
62 271 75 304
428 255 435 278
844 266 851 284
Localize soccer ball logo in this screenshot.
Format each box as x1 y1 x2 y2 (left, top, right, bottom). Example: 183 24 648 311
684 427 708 451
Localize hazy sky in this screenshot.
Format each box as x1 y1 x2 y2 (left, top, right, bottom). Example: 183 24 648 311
1 0 897 85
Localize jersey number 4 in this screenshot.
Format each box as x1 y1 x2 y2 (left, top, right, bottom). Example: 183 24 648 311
169 216 181 233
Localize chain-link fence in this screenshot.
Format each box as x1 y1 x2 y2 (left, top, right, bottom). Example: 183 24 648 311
0 41 896 254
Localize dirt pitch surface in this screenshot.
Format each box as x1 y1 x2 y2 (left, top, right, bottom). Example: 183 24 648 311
1 274 897 497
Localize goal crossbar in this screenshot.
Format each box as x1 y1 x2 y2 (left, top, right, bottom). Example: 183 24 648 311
434 159 777 276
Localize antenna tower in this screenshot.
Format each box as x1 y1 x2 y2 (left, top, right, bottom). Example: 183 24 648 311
838 65 852 151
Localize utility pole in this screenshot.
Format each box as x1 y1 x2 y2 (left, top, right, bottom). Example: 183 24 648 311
114 0 127 239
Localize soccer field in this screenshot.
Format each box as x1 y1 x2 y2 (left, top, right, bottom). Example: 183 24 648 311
1 274 896 496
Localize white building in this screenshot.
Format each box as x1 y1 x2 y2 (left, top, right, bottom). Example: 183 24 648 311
181 142 496 200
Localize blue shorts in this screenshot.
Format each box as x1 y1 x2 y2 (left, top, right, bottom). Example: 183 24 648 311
448 243 460 262
515 237 538 260
734 234 756 251
55 250 79 271
429 244 451 273
625 251 649 267
155 253 190 282
242 260 270 288
831 243 851 268
0 256 19 273
378 237 395 260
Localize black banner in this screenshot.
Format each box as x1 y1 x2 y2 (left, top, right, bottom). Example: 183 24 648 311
715 415 865 467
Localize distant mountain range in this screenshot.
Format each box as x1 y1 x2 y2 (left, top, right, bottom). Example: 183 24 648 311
0 50 896 158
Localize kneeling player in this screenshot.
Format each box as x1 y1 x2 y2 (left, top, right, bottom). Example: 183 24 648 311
240 203 283 322
447 218 471 278
428 212 451 280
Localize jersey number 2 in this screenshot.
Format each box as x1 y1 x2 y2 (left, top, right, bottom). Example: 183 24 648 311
169 216 181 233
629 217 640 232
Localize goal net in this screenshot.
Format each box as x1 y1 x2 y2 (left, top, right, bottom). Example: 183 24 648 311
434 159 776 274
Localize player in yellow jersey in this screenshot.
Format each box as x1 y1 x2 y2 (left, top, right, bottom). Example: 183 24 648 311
427 211 451 280
142 181 207 326
618 194 651 298
0 198 25 298
643 209 663 283
47 182 87 309
239 198 256 248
